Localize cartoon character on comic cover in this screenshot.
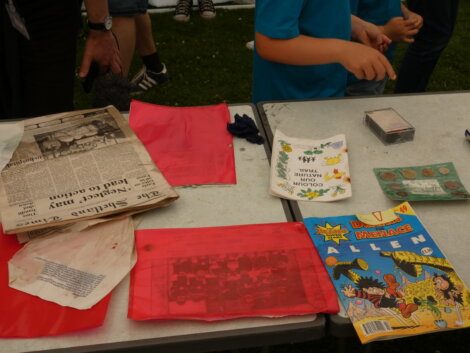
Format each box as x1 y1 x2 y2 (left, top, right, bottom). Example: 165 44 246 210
304 202 470 343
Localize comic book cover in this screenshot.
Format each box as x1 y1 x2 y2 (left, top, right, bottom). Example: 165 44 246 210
304 202 470 343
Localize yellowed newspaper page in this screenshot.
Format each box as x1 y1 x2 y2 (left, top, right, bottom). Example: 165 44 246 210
0 106 178 234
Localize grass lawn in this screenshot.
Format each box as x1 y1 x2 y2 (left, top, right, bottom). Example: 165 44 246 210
74 8 255 108
75 1 470 109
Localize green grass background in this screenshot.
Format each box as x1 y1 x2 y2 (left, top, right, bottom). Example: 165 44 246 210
75 0 470 109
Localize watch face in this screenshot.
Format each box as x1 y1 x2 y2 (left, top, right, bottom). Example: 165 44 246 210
104 16 112 30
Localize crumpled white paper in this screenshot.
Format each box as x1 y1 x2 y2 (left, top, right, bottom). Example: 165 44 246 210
0 121 24 172
9 217 136 310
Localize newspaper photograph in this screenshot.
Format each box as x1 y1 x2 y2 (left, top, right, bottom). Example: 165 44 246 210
0 106 178 234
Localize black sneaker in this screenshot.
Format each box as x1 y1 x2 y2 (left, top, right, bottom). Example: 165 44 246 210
130 64 168 95
198 0 216 19
174 0 192 22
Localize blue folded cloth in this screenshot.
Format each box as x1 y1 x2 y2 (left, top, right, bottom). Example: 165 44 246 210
227 114 264 145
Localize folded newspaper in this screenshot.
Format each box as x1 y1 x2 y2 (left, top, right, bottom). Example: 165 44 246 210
0 106 179 235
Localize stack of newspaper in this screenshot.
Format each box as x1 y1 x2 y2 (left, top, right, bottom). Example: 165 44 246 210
0 106 178 239
0 106 178 310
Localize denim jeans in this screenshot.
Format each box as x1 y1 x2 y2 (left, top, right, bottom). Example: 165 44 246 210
109 0 148 16
394 0 459 93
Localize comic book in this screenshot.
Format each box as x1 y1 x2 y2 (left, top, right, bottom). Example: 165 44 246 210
304 202 470 343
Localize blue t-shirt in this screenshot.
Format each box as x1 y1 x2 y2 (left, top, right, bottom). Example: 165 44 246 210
252 0 351 103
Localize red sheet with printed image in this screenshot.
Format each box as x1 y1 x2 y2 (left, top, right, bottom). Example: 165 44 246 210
129 100 236 186
129 222 339 321
0 227 111 338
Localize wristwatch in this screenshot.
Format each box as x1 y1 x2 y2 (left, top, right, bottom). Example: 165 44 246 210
87 15 113 31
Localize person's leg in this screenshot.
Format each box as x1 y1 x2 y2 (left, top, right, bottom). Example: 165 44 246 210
110 16 136 76
135 12 155 56
108 0 153 76
394 0 459 93
135 12 164 73
130 10 168 94
89 0 141 110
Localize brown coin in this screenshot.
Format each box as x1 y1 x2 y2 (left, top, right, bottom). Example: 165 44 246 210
422 168 435 177
397 191 409 197
401 169 417 179
444 181 460 190
380 172 396 181
389 183 404 191
438 167 450 175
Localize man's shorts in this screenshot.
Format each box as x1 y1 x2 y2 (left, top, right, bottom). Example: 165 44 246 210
109 0 148 16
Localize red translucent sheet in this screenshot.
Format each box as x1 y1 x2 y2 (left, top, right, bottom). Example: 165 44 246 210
129 100 236 186
0 227 111 338
129 222 339 321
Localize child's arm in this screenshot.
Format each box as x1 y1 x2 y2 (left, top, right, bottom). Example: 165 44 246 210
379 4 423 44
351 15 391 52
255 32 396 81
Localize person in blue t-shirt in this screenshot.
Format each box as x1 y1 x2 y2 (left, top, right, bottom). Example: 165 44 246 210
252 0 397 103
346 0 423 96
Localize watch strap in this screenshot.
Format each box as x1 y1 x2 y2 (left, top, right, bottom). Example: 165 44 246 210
88 22 105 31
87 16 112 31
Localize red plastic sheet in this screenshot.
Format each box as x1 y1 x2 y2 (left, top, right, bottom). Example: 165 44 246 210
0 227 111 338
129 222 339 321
129 100 236 186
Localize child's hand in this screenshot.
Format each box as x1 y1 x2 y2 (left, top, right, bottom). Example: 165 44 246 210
351 16 392 53
339 41 396 81
407 10 424 30
383 17 420 43
401 5 424 30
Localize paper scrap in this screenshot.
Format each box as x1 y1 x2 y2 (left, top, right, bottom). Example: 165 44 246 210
0 121 23 172
9 217 136 310
0 226 111 338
